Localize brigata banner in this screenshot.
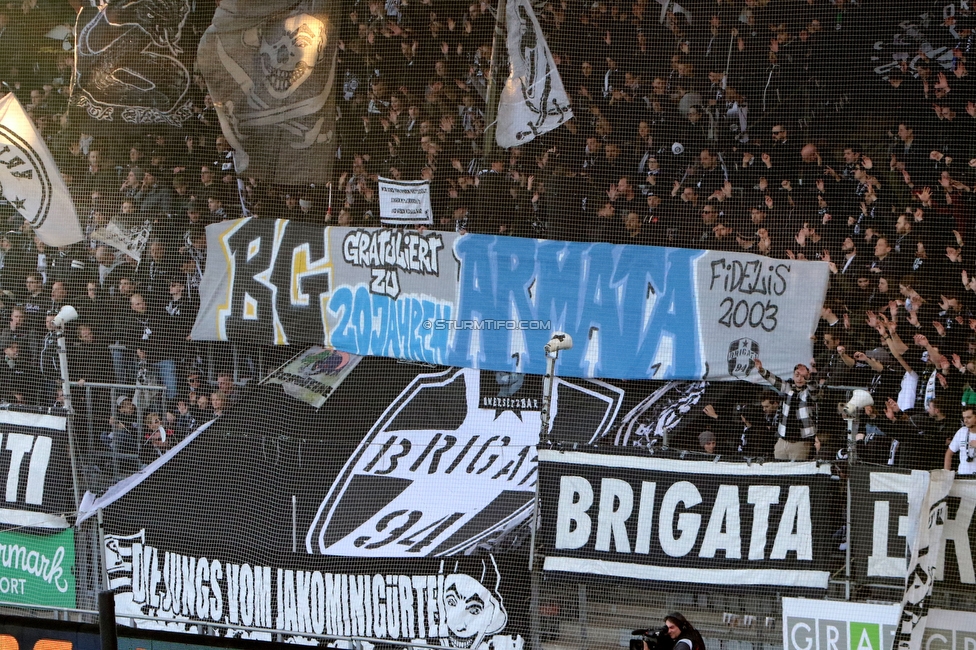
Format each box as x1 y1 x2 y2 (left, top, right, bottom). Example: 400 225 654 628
0 528 75 608
0 409 74 529
192 219 829 381
537 450 834 590
782 598 976 650
850 468 976 589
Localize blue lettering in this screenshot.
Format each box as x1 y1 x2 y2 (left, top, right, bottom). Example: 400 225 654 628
328 285 451 365
451 236 703 378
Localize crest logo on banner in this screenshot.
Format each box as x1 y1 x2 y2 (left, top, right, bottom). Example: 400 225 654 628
73 0 194 125
0 95 83 247
496 0 572 147
197 0 339 185
306 367 621 557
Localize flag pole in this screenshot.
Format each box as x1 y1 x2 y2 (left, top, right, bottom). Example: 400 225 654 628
481 0 507 163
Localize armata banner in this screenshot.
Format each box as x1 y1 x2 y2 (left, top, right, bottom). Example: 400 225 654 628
537 450 835 590
0 409 74 530
850 467 975 589
191 219 829 382
197 0 339 185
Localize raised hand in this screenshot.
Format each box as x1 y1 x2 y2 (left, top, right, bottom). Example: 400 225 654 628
865 310 879 329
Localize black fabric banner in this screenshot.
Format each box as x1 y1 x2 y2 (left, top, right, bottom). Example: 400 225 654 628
850 466 976 590
73 0 204 126
537 450 837 590
89 359 534 645
0 408 74 529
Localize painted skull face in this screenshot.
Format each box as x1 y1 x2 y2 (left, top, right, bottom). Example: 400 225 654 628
259 13 327 99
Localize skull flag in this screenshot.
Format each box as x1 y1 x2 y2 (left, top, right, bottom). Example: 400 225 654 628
495 0 572 148
197 0 338 185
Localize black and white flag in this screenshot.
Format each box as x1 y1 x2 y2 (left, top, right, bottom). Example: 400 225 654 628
197 0 339 185
496 0 572 148
0 94 83 247
91 216 154 262
73 0 196 126
893 470 954 650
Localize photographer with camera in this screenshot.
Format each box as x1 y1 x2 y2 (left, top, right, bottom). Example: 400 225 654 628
632 612 706 650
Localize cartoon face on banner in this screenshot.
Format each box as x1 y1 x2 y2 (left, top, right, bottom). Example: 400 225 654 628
442 570 509 649
208 2 337 159
103 530 525 650
74 0 194 124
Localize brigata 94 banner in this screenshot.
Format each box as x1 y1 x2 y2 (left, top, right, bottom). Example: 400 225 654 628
191 219 829 381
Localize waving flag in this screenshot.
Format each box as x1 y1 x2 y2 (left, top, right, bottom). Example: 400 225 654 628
496 0 572 148
197 0 339 185
0 94 83 247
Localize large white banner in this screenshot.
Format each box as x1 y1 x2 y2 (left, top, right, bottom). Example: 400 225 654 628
377 177 433 225
192 221 829 381
496 0 572 148
783 598 976 650
0 94 83 247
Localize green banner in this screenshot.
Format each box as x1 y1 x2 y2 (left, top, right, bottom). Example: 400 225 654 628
0 528 75 608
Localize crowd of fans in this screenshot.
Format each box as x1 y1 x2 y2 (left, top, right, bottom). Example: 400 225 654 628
0 0 974 473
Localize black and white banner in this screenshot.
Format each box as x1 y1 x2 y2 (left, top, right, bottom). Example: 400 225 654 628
0 409 74 529
377 178 433 225
0 95 83 248
91 216 154 262
893 470 953 650
73 361 536 643
73 0 197 125
851 467 976 589
103 529 528 649
495 0 572 148
538 450 834 590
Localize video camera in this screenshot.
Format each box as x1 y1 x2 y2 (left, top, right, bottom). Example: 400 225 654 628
630 626 670 650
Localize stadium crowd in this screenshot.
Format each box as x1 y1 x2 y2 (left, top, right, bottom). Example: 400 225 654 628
0 0 975 471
